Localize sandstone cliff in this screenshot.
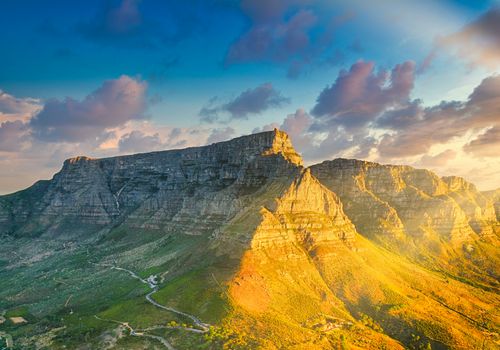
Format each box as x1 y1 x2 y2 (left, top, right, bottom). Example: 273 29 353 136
225 159 499 349
311 159 497 244
0 130 498 350
0 129 302 237
310 158 499 286
482 188 500 221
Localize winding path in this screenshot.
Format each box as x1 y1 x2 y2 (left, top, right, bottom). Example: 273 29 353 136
94 315 175 350
95 264 210 349
110 266 210 332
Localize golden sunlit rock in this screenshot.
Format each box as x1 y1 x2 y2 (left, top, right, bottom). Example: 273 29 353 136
0 130 498 349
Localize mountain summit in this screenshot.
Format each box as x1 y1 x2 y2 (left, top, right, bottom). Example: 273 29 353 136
0 130 498 349
0 129 302 237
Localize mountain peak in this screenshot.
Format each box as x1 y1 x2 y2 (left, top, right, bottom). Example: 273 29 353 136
59 129 303 169
257 128 303 166
207 128 302 166
1 129 499 350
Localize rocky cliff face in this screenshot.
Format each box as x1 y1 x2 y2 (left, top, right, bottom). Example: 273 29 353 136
226 156 499 350
1 130 498 350
310 158 499 286
0 129 302 237
249 168 356 251
483 189 500 221
441 176 498 235
310 159 497 243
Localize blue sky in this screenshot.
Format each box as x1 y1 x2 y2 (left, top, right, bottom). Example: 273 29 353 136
0 0 499 193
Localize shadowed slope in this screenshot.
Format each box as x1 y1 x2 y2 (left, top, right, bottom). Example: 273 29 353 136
219 166 499 349
0 130 498 349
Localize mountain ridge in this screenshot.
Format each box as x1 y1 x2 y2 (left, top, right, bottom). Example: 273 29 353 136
0 129 498 349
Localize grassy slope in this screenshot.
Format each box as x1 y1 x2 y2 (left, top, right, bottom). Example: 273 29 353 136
214 172 500 349
1 172 498 349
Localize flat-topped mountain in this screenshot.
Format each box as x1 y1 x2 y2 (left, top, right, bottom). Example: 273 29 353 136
0 129 302 237
0 130 498 349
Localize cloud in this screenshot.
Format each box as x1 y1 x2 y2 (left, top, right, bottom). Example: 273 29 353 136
304 63 498 162
0 85 245 194
79 0 146 46
249 61 418 162
464 126 500 158
311 60 415 130
376 74 500 158
198 97 220 123
252 62 499 173
281 108 311 138
376 101 465 158
224 83 289 118
115 123 237 155
0 121 30 152
0 90 41 122
418 149 457 167
200 83 289 122
225 1 352 77
30 75 147 142
118 130 162 153
206 127 236 144
279 108 315 152
422 6 500 71
467 74 500 121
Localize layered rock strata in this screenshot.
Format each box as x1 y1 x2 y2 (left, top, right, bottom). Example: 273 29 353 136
0 129 302 237
310 159 497 244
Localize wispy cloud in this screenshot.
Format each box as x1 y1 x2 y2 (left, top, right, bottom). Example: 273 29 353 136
0 90 41 122
464 126 500 158
377 74 500 158
78 0 210 49
118 129 162 153
421 6 500 72
0 120 30 152
200 83 289 122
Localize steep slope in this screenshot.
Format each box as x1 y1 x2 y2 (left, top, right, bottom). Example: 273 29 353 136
482 189 500 221
0 129 302 238
219 168 499 350
0 130 498 350
310 159 500 287
222 169 402 349
0 130 305 349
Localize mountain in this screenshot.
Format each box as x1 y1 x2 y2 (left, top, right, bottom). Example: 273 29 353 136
310 159 499 286
0 129 498 350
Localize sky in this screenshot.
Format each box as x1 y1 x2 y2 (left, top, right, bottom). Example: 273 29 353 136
0 0 499 194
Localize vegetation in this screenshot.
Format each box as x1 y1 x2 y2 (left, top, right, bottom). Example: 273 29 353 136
0 145 498 349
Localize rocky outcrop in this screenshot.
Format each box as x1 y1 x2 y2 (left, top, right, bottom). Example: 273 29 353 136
227 158 498 350
250 168 356 252
310 159 497 244
309 159 405 242
0 129 302 237
310 158 500 287
2 129 496 247
1 129 498 350
228 167 362 343
482 189 500 221
442 176 497 236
